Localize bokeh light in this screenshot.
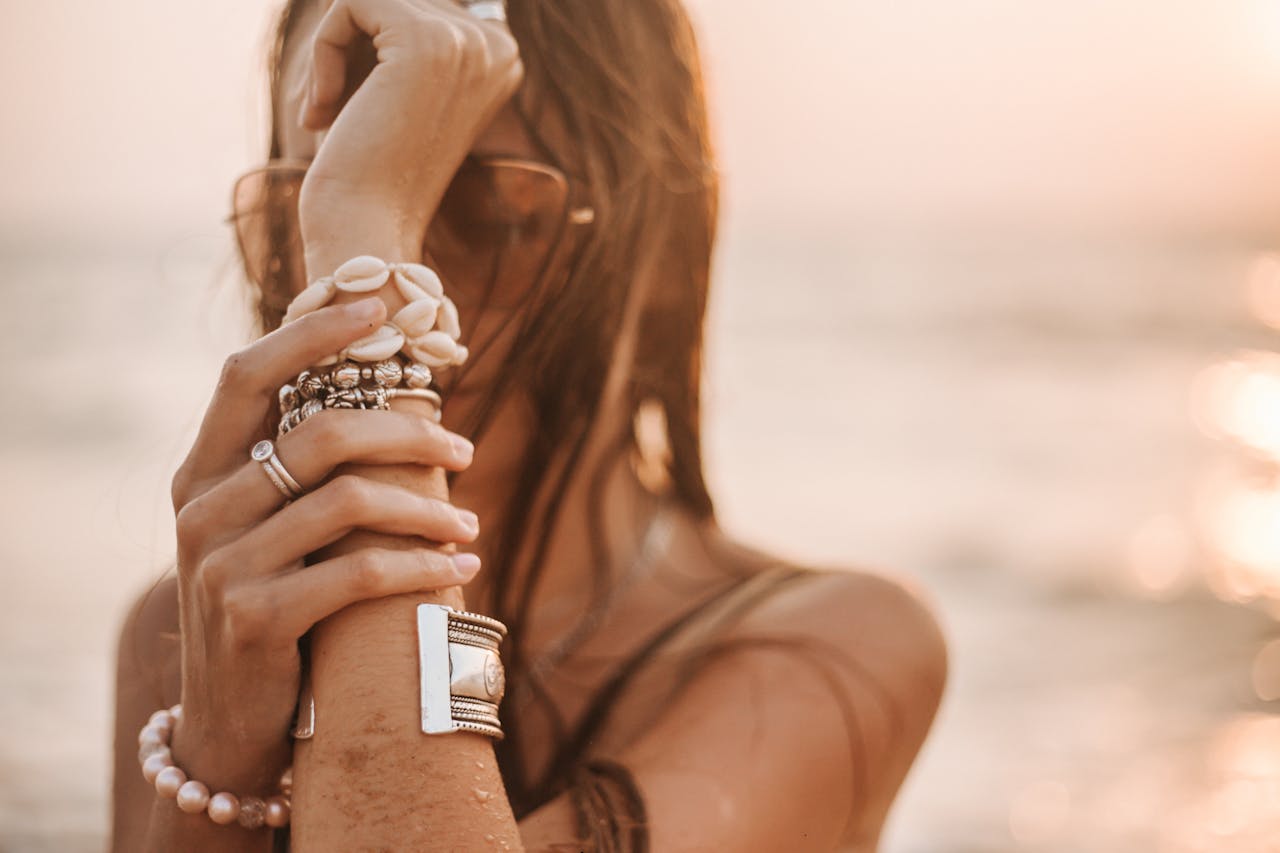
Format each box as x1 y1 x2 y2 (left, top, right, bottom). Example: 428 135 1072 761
1191 351 1280 458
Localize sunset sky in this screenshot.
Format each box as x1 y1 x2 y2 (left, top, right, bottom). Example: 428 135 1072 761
4 0 1280 242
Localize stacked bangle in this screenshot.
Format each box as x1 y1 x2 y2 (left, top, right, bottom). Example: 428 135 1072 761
137 705 291 829
277 255 468 438
276 356 443 437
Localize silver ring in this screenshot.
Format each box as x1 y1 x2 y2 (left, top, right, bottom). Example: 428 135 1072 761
463 0 507 23
251 439 304 499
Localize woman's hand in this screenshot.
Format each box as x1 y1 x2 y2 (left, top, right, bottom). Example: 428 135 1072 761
295 0 522 268
166 298 480 791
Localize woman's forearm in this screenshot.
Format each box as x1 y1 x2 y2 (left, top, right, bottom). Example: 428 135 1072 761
289 233 523 850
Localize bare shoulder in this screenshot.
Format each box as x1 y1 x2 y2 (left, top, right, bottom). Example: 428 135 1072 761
755 562 948 848
594 535 949 852
706 533 948 704
738 563 949 692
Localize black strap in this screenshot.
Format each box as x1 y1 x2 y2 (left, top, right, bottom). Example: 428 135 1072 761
535 566 811 796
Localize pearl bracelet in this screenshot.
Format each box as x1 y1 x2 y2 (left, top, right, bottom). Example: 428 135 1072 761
137 705 291 829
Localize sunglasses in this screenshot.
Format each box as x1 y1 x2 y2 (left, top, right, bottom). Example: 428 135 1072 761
228 156 595 315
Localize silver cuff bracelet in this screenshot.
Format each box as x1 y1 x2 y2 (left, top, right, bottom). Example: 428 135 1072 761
289 604 507 742
417 604 508 739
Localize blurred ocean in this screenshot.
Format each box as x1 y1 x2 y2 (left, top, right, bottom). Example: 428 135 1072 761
2 222 1278 852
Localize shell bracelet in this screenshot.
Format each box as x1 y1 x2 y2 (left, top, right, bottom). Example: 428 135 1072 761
138 705 292 829
283 255 469 371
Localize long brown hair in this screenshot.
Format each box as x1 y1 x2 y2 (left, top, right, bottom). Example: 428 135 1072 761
253 0 720 813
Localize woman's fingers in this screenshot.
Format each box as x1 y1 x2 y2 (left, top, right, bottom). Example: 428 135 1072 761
203 475 479 580
172 299 386 505
305 0 516 129
236 546 480 642
306 0 365 128
281 407 475 480
175 409 474 551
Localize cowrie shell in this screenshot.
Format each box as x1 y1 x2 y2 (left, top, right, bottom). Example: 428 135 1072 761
451 344 469 366
408 344 454 369
393 263 444 301
437 297 462 340
344 324 406 362
334 255 391 293
415 330 456 360
283 277 337 324
392 297 440 338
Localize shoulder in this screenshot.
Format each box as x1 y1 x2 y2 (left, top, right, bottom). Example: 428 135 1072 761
740 565 949 697
708 553 949 847
704 531 948 706
610 536 947 851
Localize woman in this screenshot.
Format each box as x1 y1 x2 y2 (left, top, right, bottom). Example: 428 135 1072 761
110 0 947 849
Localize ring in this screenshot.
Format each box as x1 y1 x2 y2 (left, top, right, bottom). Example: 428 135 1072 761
463 0 507 23
251 439 304 500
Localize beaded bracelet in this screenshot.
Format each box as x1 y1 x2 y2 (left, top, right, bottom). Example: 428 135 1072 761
137 705 292 829
276 357 443 438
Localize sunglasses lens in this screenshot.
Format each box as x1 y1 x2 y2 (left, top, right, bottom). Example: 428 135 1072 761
231 167 307 303
426 159 571 308
231 158 575 314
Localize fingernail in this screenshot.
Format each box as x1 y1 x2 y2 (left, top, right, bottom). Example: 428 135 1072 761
347 298 382 320
457 508 479 534
452 553 482 577
449 434 474 462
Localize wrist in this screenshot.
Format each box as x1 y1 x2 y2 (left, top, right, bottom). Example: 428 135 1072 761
169 718 293 797
300 205 423 285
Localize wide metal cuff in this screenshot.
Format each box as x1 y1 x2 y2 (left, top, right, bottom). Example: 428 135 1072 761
417 604 508 738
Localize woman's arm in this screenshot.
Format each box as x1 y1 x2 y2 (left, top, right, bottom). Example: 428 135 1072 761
113 580 278 853
286 245 522 848
285 1 526 846
287 343 522 849
112 301 484 851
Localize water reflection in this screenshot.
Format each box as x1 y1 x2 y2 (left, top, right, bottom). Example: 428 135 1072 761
1180 714 1280 852
1192 262 1280 603
1198 468 1280 601
1148 255 1280 852
1126 514 1195 600
992 713 1280 853
1246 253 1280 332
1192 351 1280 459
